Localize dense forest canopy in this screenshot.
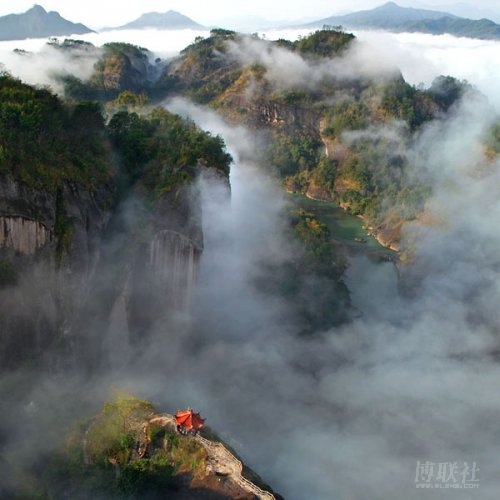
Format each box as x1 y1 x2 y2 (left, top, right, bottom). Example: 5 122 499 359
154 28 491 237
0 73 231 195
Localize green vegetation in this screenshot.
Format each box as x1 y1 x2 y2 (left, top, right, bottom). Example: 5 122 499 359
62 41 158 102
108 107 231 195
146 428 206 474
338 134 430 224
93 43 150 92
162 28 243 104
117 455 174 496
35 396 207 499
269 74 470 228
165 29 354 106
154 27 481 247
255 206 350 333
322 101 369 138
294 29 355 57
268 131 321 177
0 74 110 191
0 73 232 267
85 396 154 465
311 155 338 195
106 90 150 114
0 72 231 194
427 75 470 110
379 78 434 129
291 208 332 259
274 28 355 59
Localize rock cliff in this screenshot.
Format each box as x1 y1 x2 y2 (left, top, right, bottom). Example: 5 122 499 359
0 167 217 369
0 174 116 368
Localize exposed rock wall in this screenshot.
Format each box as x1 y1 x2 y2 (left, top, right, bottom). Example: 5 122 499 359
255 101 319 132
0 216 52 255
150 230 201 311
0 175 116 370
0 175 55 226
0 164 230 370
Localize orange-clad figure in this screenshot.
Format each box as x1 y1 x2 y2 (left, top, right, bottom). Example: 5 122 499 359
175 408 205 436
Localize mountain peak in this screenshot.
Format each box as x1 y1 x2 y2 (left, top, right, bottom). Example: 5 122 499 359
0 5 92 41
113 10 204 31
28 4 47 14
308 2 500 41
311 2 460 28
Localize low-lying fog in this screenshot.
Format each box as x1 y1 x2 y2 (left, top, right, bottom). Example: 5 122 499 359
1 26 499 499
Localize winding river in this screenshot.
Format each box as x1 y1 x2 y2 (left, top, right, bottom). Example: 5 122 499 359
288 194 401 315
288 194 397 259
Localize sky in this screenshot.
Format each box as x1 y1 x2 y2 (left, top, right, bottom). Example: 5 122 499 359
0 0 500 29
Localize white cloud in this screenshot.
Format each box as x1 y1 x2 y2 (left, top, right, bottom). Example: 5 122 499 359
354 30 500 111
2 23 500 500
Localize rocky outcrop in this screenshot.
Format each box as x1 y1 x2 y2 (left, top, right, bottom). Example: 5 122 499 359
74 402 281 500
305 181 332 201
253 101 319 132
91 44 162 95
0 216 52 255
0 175 116 369
150 230 201 311
0 175 55 226
0 168 210 369
0 175 115 263
78 165 228 365
218 88 321 136
148 414 280 500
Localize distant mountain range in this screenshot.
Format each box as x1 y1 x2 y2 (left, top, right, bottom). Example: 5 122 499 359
112 10 204 31
307 1 500 40
0 4 92 41
1 3 500 42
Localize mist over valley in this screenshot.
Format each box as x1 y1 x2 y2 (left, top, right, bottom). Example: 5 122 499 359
0 6 499 499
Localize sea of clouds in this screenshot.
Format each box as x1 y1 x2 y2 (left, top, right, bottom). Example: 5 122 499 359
1 26 499 499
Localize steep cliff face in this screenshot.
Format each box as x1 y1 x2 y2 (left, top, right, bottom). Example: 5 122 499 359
0 217 52 255
0 175 116 369
149 170 204 310
214 78 320 133
60 41 164 100
0 165 217 369
72 165 227 368
0 175 55 227
149 230 201 311
247 100 321 138
0 70 233 370
123 177 205 347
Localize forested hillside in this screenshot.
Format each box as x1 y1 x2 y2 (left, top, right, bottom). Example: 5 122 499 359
159 28 497 250
0 73 230 195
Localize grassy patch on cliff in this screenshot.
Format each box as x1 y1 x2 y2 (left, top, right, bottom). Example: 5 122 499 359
34 395 206 499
